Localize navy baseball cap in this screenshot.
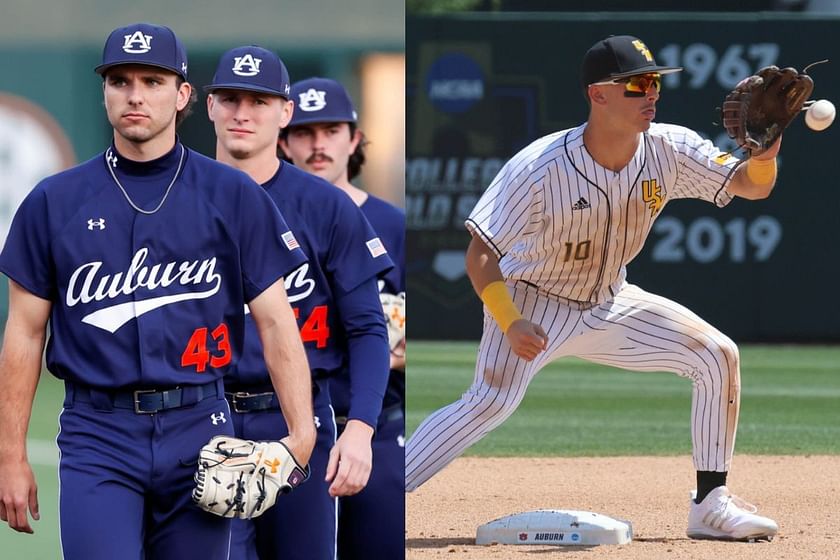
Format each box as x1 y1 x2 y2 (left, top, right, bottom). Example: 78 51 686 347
581 35 682 89
95 23 188 80
204 46 291 99
288 77 358 127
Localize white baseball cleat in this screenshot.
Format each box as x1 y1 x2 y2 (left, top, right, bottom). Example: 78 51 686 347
687 486 778 541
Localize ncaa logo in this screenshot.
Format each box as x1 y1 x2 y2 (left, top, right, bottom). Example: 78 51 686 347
425 52 484 114
122 31 153 54
298 88 327 112
232 54 262 77
210 412 226 425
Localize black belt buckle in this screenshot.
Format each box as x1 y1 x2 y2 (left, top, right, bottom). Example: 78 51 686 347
133 389 158 414
230 391 252 413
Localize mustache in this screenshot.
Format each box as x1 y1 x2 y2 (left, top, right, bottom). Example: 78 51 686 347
306 153 332 164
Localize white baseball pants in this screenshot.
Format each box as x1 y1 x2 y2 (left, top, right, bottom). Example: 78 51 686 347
405 282 740 491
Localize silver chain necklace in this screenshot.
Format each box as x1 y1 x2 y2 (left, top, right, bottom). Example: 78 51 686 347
104 144 185 215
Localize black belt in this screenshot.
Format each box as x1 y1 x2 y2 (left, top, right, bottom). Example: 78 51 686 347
68 380 220 414
225 380 323 413
225 391 278 413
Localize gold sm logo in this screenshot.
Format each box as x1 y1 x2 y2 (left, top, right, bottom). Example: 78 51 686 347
632 40 654 62
642 179 663 217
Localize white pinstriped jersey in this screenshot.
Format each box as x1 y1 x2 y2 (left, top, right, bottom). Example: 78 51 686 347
466 123 740 303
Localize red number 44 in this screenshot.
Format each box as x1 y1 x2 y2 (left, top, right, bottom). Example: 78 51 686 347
181 323 232 373
294 305 330 348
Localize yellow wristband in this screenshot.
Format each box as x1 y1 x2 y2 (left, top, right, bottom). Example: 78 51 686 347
480 281 523 333
746 157 777 185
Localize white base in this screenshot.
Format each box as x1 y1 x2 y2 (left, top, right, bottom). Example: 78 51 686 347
476 509 632 546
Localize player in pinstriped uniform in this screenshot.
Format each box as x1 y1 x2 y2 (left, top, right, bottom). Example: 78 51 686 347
405 35 780 541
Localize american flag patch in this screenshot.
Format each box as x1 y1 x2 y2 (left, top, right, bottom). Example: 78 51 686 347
366 237 387 258
282 231 300 250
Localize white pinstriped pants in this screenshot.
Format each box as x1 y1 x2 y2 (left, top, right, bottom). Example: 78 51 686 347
405 281 740 492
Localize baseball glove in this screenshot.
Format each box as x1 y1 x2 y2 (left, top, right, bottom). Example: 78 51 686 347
721 65 813 157
192 436 309 519
380 292 406 351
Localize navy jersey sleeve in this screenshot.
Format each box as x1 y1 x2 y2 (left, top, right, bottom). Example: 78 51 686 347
327 195 393 294
0 184 55 299
336 275 389 426
361 196 405 294
391 219 406 293
239 182 307 302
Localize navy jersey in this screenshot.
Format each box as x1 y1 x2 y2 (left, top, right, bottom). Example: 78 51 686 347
362 195 405 295
331 194 406 416
0 142 305 389
231 162 392 385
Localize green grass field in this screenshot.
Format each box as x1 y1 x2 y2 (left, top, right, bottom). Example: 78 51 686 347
3 343 838 557
407 341 840 456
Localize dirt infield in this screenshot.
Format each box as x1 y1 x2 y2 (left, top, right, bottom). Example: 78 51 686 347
406 456 840 559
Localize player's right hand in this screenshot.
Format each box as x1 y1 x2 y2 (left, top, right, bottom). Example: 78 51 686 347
0 458 39 533
505 319 548 362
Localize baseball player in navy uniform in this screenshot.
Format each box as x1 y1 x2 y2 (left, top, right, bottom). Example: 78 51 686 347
0 24 316 560
405 35 781 541
205 47 393 560
280 77 406 559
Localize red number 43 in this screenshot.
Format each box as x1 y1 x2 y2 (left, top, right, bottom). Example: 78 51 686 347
181 323 232 373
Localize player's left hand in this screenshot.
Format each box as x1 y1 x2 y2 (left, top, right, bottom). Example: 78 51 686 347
325 419 374 497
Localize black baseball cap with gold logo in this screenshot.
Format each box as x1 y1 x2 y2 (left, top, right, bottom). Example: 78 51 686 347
580 35 682 90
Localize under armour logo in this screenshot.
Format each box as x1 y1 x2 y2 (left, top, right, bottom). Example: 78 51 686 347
298 88 327 112
122 31 153 54
397 435 405 448
264 457 281 473
232 54 262 77
106 151 118 168
314 415 321 428
572 197 590 211
87 218 106 231
210 412 226 425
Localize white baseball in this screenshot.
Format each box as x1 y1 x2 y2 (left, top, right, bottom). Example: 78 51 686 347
805 99 836 131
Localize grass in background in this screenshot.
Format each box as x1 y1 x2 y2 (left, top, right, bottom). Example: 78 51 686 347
407 341 840 456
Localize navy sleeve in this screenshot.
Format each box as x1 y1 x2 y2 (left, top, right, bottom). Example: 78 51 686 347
335 275 390 428
327 197 393 294
239 183 308 302
0 185 55 299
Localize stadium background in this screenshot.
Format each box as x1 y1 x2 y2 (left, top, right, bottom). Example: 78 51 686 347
407 9 840 343
0 1 403 557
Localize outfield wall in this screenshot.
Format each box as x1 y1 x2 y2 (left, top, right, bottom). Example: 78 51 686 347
407 13 840 342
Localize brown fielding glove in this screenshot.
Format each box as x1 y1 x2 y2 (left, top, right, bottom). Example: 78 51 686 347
721 66 813 157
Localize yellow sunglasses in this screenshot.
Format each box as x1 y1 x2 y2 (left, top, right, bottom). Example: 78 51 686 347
591 73 662 97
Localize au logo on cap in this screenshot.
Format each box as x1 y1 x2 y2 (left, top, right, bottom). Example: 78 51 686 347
232 54 262 77
123 31 153 54
298 88 327 112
